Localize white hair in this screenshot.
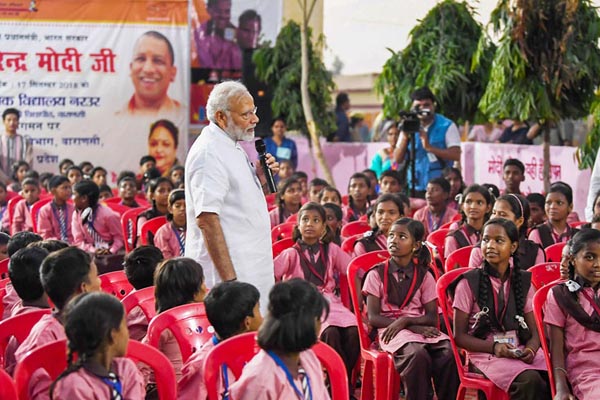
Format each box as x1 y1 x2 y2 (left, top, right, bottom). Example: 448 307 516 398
206 81 250 124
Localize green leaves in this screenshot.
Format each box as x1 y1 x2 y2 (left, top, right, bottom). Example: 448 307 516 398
252 21 336 136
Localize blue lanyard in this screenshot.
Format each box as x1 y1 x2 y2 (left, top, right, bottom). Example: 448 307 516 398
427 208 446 232
266 351 312 400
212 336 230 400
99 376 123 399
171 223 185 254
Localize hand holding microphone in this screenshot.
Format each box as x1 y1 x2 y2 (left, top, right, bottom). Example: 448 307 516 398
255 139 279 193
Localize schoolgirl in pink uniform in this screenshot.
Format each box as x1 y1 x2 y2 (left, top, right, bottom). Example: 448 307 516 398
50 292 145 399
453 218 550 399
136 177 174 247
347 172 372 222
269 177 302 228
274 202 359 385
544 229 600 400
37 176 74 243
228 279 331 400
529 182 579 248
363 218 459 400
12 177 41 233
444 184 493 258
353 193 404 257
154 189 186 259
319 185 351 225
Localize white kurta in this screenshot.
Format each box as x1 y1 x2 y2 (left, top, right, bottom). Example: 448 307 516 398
185 123 274 310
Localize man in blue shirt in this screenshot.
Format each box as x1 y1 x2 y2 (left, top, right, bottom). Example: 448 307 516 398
331 92 351 142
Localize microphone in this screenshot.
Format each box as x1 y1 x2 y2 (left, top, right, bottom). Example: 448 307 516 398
255 139 277 193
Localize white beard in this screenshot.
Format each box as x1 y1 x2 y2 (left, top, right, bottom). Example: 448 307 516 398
227 120 255 141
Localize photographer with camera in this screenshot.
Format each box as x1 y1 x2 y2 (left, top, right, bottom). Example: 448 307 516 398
393 87 461 198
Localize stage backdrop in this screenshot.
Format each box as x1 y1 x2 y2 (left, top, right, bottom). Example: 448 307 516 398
0 0 189 184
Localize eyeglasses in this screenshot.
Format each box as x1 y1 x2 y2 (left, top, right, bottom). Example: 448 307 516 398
229 106 258 121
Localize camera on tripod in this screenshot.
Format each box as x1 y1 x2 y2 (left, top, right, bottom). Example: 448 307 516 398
398 107 432 134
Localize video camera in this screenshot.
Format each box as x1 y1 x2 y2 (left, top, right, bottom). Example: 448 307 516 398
398 107 432 134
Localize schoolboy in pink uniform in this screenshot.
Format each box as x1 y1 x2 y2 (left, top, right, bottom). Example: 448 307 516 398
228 279 331 400
444 184 492 258
453 219 549 399
50 292 145 399
363 218 458 400
274 202 359 385
154 189 186 259
353 194 403 257
544 229 600 400
413 177 458 237
123 246 163 341
11 177 40 233
37 176 74 243
347 172 372 222
71 180 124 256
178 281 262 398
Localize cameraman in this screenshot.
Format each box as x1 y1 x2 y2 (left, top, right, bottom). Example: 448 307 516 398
393 87 461 198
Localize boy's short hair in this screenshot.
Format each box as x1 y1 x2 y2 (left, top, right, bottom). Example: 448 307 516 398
98 184 112 194
118 175 137 187
124 246 164 290
309 178 328 187
48 175 70 190
0 232 10 246
2 108 20 120
428 177 451 194
503 158 525 174
526 193 545 209
27 239 69 253
205 281 260 340
139 155 156 166
9 247 48 301
116 170 136 185
291 171 308 180
7 232 42 257
380 169 404 185
40 247 93 310
21 177 39 188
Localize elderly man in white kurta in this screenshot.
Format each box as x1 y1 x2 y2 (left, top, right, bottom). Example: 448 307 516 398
184 81 278 309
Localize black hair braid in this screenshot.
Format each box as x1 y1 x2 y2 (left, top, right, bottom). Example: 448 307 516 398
511 253 530 342
472 265 493 339
49 348 86 399
278 203 285 224
568 260 579 302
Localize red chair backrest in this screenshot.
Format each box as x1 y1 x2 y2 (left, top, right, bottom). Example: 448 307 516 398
444 245 474 272
285 213 298 223
569 220 587 228
30 197 52 233
272 238 295 258
0 258 8 280
105 202 131 216
14 339 177 400
0 277 9 290
545 242 566 263
0 286 5 317
121 286 156 321
99 270 134 300
140 216 168 245
340 221 370 239
104 197 124 204
532 280 563 398
528 262 561 290
341 194 349 206
439 221 454 231
203 332 349 400
0 309 51 368
426 228 451 263
358 214 368 222
265 193 277 209
0 367 17 400
270 222 296 243
7 195 23 235
146 302 212 363
340 234 362 255
121 206 150 253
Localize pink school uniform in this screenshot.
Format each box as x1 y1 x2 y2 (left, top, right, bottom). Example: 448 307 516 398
126 306 149 342
51 358 145 399
154 222 185 259
142 325 183 381
14 313 65 363
528 222 578 248
72 205 124 254
452 271 547 392
468 239 545 270
37 201 75 243
1 283 20 320
12 198 35 233
273 242 356 332
543 285 600 399
178 336 235 399
352 231 387 258
444 221 481 258
228 349 331 400
413 205 458 237
269 207 296 228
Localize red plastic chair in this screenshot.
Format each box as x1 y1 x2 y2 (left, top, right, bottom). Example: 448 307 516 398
545 242 566 263
0 367 17 400
0 258 8 279
426 228 450 265
0 284 5 317
146 302 212 363
285 213 298 223
342 194 349 206
140 216 168 245
271 222 296 243
436 268 509 400
0 276 9 289
105 202 131 216
528 262 561 290
439 220 455 231
265 193 277 209
569 220 587 229
121 206 150 253
30 197 52 234
444 246 474 273
532 279 563 398
272 237 295 258
341 234 363 255
340 220 371 239
104 197 125 204
7 195 23 235
347 250 399 400
0 309 51 368
14 339 177 400
99 270 134 300
359 214 368 222
204 332 349 400
121 286 156 321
